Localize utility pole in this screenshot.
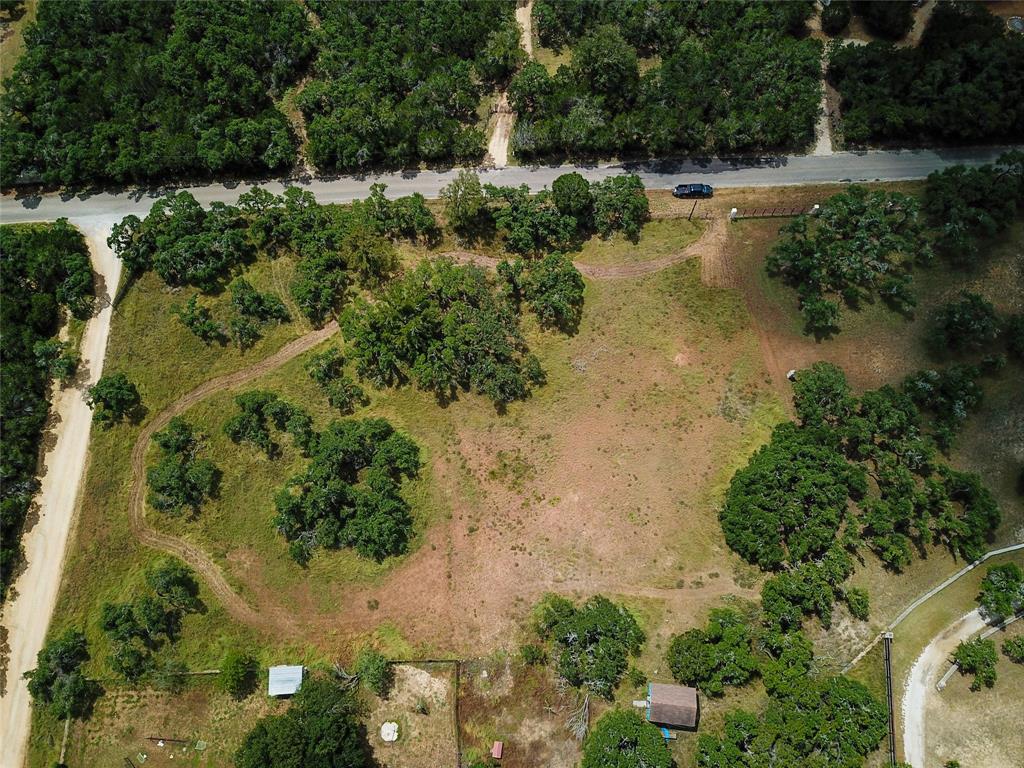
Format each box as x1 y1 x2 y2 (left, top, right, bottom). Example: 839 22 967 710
688 199 698 221
883 632 896 766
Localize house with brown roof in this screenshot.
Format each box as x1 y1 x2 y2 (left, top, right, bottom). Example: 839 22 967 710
646 682 699 730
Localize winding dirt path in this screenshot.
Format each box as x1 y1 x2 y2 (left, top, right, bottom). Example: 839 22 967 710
446 216 725 280
126 322 339 637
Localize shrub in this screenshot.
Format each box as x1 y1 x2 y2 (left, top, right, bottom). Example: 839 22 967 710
304 348 366 414
219 650 257 699
976 563 1023 621
1002 636 1024 664
520 643 547 666
355 648 393 698
146 418 220 516
821 0 851 34
844 587 871 621
953 637 997 690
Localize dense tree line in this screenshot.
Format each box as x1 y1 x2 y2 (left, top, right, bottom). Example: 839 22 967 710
300 0 521 171
1 0 311 188
766 186 931 337
721 362 1001 630
100 559 202 686
829 4 1024 146
274 418 421 564
514 1 821 160
235 678 367 768
341 258 546 408
1 221 94 600
112 186 436 327
533 593 645 699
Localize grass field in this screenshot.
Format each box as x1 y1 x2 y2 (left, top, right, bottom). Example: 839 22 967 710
30 187 1022 766
0 0 37 87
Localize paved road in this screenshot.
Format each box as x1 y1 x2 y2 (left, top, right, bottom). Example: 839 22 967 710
1 146 1017 225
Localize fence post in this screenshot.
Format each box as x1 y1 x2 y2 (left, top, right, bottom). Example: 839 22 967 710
729 207 738 222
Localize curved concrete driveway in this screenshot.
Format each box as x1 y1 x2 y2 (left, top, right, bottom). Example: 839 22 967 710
902 609 988 768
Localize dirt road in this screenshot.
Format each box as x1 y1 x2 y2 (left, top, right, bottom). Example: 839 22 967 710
902 609 988 768
126 322 340 638
0 218 122 768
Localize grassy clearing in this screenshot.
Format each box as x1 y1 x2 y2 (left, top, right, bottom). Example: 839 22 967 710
572 218 704 267
0 0 37 87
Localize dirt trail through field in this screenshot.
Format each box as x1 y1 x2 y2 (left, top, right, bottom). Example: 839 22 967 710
126 322 340 638
446 215 725 280
0 218 122 768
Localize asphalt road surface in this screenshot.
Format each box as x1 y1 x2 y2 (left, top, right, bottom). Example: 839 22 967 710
1 146 1017 225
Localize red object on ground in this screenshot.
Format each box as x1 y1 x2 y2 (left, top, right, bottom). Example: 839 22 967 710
491 741 503 759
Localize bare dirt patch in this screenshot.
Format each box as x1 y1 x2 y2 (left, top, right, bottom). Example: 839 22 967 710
366 663 458 768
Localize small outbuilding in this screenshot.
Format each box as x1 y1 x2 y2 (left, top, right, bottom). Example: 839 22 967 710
267 665 304 697
646 683 699 730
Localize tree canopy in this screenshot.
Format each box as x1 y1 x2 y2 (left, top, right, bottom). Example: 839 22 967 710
274 418 421 564
765 186 931 337
86 372 141 428
1 0 311 188
581 709 672 768
535 593 645 699
976 563 1023 622
341 258 545 407
722 362 1001 629
666 608 758 696
24 629 98 719
829 4 1024 146
953 637 998 691
235 678 367 768
299 0 519 172
1 221 94 599
146 417 219 517
517 1 821 160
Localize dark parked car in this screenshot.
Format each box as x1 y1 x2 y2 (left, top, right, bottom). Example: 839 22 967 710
672 183 713 199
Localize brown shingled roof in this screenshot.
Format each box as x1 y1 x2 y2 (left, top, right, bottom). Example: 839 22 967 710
648 683 698 729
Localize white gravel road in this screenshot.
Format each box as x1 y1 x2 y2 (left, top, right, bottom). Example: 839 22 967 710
902 609 989 768
0 217 121 768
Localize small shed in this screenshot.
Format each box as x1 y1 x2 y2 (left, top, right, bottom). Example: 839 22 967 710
268 665 304 697
647 683 698 730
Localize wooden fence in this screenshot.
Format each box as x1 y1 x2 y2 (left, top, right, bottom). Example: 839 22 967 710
729 206 815 220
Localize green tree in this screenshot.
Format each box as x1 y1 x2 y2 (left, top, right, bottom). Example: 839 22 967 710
590 175 649 241
720 422 865 570
514 253 586 333
581 709 672 768
844 587 871 621
442 170 491 237
822 0 851 35
354 648 393 698
173 295 226 344
953 637 998 690
572 26 639 111
274 419 421 563
219 649 257 699
926 292 1001 354
146 558 202 613
235 678 367 768
342 259 544 407
1002 636 1024 664
766 186 930 337
86 372 141 427
666 608 757 696
853 1 915 39
538 594 645 699
24 630 97 719
147 418 219 516
551 172 594 223
976 563 1023 621
304 348 366 414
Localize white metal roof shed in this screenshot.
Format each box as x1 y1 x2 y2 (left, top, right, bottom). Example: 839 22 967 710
268 665 304 697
